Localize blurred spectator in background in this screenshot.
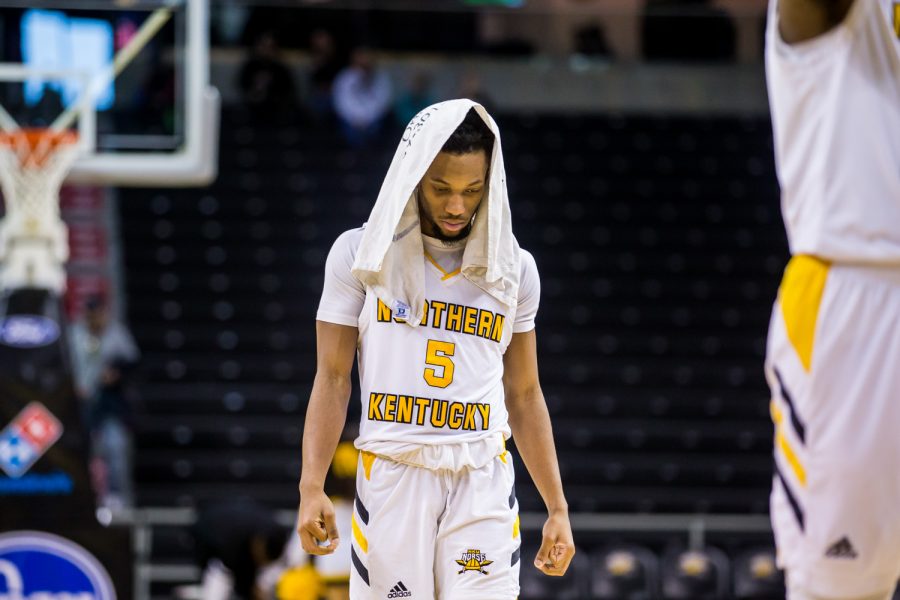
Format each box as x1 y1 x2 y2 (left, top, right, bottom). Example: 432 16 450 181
275 564 322 600
68 294 140 509
305 29 343 123
212 0 250 45
194 498 292 600
456 70 495 115
393 69 436 126
332 47 392 147
238 31 297 114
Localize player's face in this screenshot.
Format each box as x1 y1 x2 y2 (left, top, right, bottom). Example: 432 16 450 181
418 150 488 241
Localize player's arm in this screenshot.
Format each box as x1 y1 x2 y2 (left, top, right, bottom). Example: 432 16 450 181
297 320 357 555
777 0 855 43
503 329 575 576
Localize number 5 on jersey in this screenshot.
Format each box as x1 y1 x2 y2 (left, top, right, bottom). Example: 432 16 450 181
424 339 455 388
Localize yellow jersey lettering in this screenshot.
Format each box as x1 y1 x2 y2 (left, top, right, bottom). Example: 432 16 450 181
477 309 493 339
396 395 414 424
477 404 491 429
430 300 447 328
463 403 478 431
368 393 384 420
430 399 448 427
446 303 464 332
414 397 431 426
462 306 478 335
448 402 464 430
383 394 397 421
368 393 492 431
377 299 392 322
490 314 505 343
377 297 504 344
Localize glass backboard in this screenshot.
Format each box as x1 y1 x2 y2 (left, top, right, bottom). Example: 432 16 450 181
0 0 218 186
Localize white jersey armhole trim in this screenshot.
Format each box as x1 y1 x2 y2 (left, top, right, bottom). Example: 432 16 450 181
769 0 867 64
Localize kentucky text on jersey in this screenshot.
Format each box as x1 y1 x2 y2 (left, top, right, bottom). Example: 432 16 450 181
368 392 491 430
377 298 505 343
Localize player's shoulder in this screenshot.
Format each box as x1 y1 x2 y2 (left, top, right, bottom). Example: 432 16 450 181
517 246 539 276
767 0 870 60
332 226 366 251
325 226 366 271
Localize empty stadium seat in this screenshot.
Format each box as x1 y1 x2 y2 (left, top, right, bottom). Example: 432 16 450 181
592 544 659 599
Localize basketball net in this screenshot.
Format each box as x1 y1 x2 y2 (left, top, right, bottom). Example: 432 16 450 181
0 6 173 296
0 129 80 294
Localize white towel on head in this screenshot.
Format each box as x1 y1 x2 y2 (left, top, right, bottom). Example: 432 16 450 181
351 98 520 327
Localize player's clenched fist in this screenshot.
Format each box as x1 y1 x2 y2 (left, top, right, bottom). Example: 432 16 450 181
298 488 340 555
533 510 575 576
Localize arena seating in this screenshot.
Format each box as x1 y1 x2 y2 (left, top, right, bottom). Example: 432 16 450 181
120 108 788 592
122 108 784 513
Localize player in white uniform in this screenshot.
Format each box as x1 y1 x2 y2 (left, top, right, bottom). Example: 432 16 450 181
765 1 900 599
297 104 574 600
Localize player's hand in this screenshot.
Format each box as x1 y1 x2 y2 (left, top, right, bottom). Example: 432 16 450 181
534 509 575 576
298 488 340 555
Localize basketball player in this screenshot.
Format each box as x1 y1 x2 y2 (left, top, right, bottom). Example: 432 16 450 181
765 1 900 599
297 101 574 599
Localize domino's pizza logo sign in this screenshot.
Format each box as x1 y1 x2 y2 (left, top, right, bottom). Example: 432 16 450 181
0 315 60 348
0 403 63 478
0 531 116 599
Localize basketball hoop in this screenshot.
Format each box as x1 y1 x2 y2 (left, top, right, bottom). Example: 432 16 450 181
0 128 79 168
0 128 81 294
0 4 185 295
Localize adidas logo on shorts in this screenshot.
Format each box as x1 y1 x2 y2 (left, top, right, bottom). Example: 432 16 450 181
825 536 858 559
387 581 412 598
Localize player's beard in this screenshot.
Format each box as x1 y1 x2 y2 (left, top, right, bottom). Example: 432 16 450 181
417 189 474 242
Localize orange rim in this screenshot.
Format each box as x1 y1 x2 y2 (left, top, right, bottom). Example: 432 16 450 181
0 128 79 168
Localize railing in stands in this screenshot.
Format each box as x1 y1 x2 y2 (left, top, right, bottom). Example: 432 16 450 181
104 507 772 600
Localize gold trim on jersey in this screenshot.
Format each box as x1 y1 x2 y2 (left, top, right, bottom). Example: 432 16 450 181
424 249 462 281
367 392 490 431
377 298 505 343
778 255 830 372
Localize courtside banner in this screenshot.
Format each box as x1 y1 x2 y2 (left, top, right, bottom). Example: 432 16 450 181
0 528 131 599
0 289 96 529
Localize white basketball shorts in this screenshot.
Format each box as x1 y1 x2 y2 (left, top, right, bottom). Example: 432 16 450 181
348 450 521 600
766 256 900 598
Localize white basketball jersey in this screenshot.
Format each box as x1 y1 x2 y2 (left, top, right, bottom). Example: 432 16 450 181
316 228 540 449
766 0 900 263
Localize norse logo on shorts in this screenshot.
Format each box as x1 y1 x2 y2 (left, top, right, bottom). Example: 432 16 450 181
456 549 493 575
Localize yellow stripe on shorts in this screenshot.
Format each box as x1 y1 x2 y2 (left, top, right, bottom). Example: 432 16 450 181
770 401 806 486
894 3 900 37
512 515 520 539
778 255 830 372
351 513 369 553
360 451 376 481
